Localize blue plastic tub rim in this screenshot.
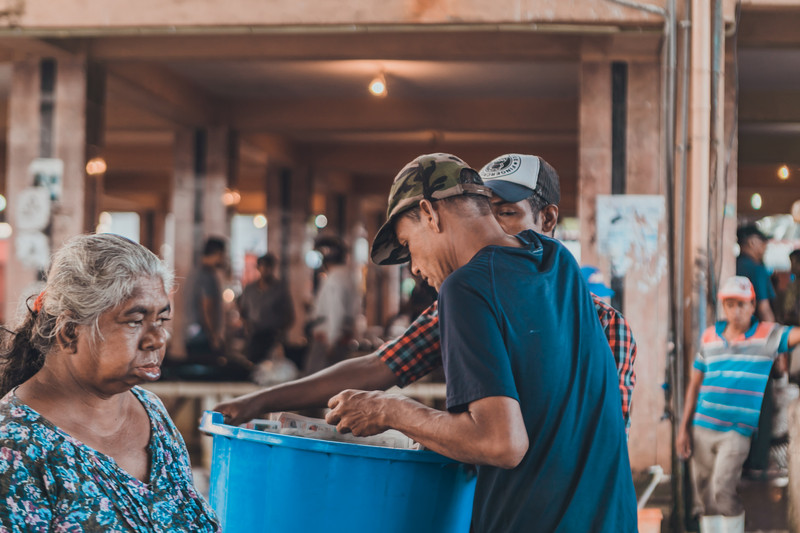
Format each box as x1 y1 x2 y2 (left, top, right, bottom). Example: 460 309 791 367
200 411 467 464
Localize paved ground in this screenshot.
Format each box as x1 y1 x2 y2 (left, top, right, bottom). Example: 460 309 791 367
638 475 791 532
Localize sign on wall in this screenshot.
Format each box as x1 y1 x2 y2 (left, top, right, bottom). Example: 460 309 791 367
596 195 667 291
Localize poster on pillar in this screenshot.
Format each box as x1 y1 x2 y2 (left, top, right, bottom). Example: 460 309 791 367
15 231 50 270
28 158 64 202
596 195 666 292
15 187 51 232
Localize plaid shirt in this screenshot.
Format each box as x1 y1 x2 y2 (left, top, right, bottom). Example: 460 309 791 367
378 294 637 432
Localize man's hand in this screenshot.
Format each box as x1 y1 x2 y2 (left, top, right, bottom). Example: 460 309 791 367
214 396 262 426
676 427 692 460
326 389 395 437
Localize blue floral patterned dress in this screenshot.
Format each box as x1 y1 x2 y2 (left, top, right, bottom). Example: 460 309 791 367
0 386 220 532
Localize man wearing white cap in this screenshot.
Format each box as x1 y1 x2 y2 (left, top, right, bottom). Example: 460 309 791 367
480 155 637 435
214 154 637 437
676 275 800 532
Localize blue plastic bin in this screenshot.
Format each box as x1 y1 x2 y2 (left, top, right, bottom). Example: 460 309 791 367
199 411 476 533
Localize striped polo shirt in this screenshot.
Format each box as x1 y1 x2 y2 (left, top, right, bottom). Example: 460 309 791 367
693 319 791 436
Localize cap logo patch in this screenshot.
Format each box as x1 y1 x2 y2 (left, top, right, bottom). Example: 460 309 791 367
480 154 521 179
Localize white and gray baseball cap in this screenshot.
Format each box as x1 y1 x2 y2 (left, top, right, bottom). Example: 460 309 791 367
478 154 561 205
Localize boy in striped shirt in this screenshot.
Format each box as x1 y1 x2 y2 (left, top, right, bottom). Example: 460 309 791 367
677 275 798 532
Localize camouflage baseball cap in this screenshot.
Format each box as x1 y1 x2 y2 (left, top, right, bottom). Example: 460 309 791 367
371 153 491 265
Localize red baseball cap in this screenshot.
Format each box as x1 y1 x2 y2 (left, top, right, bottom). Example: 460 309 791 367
718 276 756 301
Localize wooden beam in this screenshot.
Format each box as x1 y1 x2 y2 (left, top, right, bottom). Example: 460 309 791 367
740 91 800 123
87 32 585 62
738 10 800 47
228 97 577 134
304 140 578 185
739 134 800 165
738 162 800 187
104 171 172 193
105 63 219 127
3 0 667 35
0 36 80 61
104 144 174 173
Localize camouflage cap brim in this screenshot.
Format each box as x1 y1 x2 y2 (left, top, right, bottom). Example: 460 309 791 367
370 180 491 265
370 153 491 265
371 218 411 265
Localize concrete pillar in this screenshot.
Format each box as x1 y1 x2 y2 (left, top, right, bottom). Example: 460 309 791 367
167 129 196 358
789 398 800 532
83 63 105 235
4 59 42 322
204 127 232 239
266 165 313 345
682 0 712 368
624 60 672 473
578 60 613 266
579 55 672 473
167 127 235 357
718 45 738 288
4 56 98 322
364 205 385 328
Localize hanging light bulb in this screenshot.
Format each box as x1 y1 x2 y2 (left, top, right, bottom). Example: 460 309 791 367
221 188 242 206
253 214 267 229
750 193 762 210
369 72 387 97
85 157 107 176
778 165 790 180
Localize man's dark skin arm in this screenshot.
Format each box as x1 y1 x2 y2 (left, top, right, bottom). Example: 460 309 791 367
757 299 776 323
213 353 399 425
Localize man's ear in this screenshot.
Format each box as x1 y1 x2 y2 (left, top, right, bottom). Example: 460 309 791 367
419 199 442 232
540 204 560 236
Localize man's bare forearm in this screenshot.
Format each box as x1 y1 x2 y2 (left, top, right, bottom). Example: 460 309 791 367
241 354 398 413
328 392 528 469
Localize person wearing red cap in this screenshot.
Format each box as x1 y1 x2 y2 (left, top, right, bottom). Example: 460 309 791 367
676 275 800 532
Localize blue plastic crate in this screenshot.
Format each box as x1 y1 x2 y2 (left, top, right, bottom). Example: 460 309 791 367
200 411 477 533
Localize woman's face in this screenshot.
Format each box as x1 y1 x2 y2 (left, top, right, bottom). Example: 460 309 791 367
72 276 171 396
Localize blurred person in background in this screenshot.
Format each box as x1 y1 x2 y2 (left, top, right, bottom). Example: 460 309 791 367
304 236 360 374
737 225 775 322
736 225 787 477
184 237 227 365
238 253 295 365
0 234 219 532
677 275 800 532
779 249 800 327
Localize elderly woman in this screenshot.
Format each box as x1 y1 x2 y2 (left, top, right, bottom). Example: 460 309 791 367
0 234 219 532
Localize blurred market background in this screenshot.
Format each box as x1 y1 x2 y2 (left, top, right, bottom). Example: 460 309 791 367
0 1 799 530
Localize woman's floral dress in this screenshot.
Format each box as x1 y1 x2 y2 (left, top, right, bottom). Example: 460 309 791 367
0 386 220 532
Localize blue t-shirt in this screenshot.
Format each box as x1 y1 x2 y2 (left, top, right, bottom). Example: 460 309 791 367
736 254 775 303
438 230 637 533
693 319 790 436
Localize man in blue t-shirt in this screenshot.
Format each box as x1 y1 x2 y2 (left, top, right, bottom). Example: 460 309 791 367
326 153 637 532
735 224 782 476
736 224 775 322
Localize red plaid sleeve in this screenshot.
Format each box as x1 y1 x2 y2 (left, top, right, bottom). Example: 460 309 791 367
377 302 442 387
591 295 637 434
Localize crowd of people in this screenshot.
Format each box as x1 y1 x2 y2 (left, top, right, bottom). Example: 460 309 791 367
0 149 795 531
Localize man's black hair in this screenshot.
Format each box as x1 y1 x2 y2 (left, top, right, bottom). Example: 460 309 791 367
526 194 550 222
736 224 769 246
315 235 347 266
257 253 277 268
203 237 226 256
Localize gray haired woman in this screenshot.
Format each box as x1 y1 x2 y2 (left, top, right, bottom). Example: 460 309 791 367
0 233 219 532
